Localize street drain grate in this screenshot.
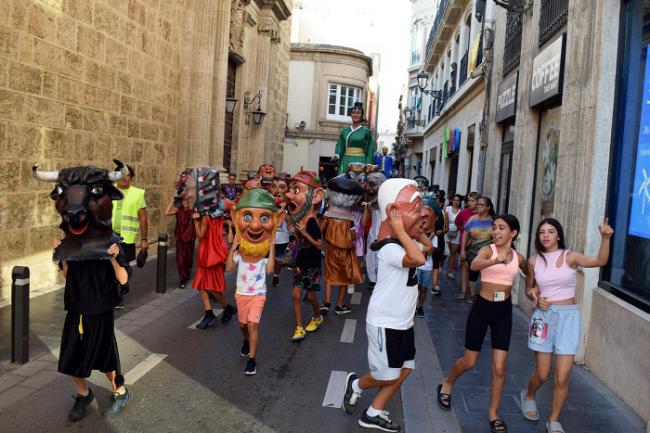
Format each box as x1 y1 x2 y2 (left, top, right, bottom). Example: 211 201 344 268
462 393 520 413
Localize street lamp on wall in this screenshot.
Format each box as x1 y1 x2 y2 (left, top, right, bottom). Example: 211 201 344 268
244 90 266 126
416 71 444 117
225 95 238 114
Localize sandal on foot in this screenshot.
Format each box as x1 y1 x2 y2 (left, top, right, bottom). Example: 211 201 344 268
546 421 565 433
437 384 451 410
520 389 539 421
489 418 508 433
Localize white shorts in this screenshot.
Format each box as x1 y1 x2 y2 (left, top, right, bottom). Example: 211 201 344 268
366 323 415 381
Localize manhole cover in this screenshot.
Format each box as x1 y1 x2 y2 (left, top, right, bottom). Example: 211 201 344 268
463 393 520 414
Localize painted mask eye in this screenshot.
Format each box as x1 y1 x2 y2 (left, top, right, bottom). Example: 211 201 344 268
243 213 253 223
90 185 104 196
260 214 270 224
293 187 301 194
50 186 64 200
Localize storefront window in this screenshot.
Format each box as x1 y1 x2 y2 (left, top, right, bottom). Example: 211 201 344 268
605 0 650 311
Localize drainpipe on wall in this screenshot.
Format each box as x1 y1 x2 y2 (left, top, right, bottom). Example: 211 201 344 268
476 19 495 194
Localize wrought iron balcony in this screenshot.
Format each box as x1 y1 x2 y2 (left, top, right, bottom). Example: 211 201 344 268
503 1 523 75
425 0 450 58
459 52 468 87
539 0 568 46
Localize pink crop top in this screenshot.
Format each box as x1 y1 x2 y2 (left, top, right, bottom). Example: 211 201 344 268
534 249 577 301
480 244 520 286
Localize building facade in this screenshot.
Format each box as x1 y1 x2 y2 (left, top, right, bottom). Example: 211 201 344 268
418 0 491 197
0 0 292 303
283 43 374 179
401 0 437 179
482 0 649 422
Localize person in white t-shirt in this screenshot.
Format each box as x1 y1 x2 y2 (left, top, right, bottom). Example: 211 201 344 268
342 178 428 433
416 206 437 318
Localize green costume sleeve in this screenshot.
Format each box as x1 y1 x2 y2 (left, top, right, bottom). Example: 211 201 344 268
364 129 376 164
335 128 347 159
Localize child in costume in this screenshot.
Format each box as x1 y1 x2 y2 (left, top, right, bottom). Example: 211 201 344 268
226 189 279 375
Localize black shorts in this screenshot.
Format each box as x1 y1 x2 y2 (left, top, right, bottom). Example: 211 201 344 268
122 243 136 262
465 296 512 351
58 310 121 378
469 270 480 282
293 267 321 291
275 243 288 260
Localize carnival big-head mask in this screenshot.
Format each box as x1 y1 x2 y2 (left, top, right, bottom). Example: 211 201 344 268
364 171 387 208
378 178 426 239
180 167 229 217
347 162 367 186
286 170 324 225
32 161 127 261
413 175 429 193
325 175 364 221
272 172 290 207
257 164 276 191
232 189 279 259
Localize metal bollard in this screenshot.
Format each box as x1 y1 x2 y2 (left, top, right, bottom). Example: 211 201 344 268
11 266 30 364
156 233 168 293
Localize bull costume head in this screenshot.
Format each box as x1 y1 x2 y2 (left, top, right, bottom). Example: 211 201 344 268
177 167 229 217
32 161 128 261
232 189 279 260
325 175 364 221
285 170 324 225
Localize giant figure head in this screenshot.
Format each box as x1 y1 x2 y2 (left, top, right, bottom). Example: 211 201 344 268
178 167 229 217
286 170 324 225
364 171 387 209
232 189 279 260
378 178 427 239
325 174 364 221
257 163 276 192
32 161 127 261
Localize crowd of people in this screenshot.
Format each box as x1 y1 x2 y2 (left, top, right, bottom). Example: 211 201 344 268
36 102 613 433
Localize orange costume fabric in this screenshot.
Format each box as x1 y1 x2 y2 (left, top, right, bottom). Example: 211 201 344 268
324 218 363 286
193 216 228 292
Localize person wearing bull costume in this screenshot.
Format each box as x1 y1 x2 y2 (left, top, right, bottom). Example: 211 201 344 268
321 174 364 316
33 162 132 421
285 170 325 341
362 167 387 291
181 168 237 329
226 189 279 375
332 102 376 175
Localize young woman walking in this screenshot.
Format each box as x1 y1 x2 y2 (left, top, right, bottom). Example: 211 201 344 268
460 197 495 302
438 215 527 433
521 218 613 433
445 194 463 280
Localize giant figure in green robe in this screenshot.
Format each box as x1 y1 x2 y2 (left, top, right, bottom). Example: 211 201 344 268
332 102 376 175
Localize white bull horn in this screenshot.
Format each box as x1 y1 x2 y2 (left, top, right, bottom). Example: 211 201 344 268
31 164 59 182
108 159 129 181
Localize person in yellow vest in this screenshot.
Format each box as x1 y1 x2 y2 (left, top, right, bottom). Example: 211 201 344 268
112 163 148 309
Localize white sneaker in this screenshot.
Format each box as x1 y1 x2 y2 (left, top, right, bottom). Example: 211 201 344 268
347 284 355 294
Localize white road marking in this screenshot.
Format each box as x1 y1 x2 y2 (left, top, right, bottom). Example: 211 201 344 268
322 370 348 408
188 308 223 329
340 318 357 343
350 292 362 305
124 353 168 385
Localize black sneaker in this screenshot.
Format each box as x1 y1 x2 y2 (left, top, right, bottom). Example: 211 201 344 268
367 281 375 291
358 408 400 432
320 302 331 316
68 388 94 422
114 302 125 310
272 274 279 287
335 305 352 315
221 304 237 323
415 307 425 318
431 287 441 296
240 339 250 357
244 358 256 375
102 388 130 416
196 315 216 329
342 372 361 414
179 280 187 289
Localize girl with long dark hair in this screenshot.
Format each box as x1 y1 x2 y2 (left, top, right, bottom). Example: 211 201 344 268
460 196 496 302
438 214 527 433
521 218 613 433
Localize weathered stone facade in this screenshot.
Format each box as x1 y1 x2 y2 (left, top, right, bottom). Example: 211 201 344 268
0 0 292 303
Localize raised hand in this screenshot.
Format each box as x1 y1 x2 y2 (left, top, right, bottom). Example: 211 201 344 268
599 217 614 239
52 239 62 250
388 208 405 235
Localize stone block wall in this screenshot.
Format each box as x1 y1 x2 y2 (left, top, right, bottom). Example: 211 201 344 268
0 0 183 302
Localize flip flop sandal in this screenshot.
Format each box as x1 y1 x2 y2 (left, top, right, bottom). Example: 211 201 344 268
520 389 540 421
546 421 565 433
489 418 508 433
437 384 452 410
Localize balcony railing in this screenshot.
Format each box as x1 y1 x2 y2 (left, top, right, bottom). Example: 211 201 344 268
539 0 568 46
425 0 450 58
459 52 468 87
503 3 523 75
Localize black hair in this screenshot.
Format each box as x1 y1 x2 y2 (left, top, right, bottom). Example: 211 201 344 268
452 193 463 205
535 218 566 265
478 196 496 218
494 214 521 246
349 102 365 119
229 173 236 177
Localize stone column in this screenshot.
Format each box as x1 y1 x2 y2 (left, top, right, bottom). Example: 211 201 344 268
209 1 232 169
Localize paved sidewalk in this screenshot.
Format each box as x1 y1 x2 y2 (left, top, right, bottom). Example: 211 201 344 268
422 273 647 433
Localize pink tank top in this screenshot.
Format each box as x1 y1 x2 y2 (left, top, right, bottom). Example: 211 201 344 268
534 249 577 301
480 244 519 285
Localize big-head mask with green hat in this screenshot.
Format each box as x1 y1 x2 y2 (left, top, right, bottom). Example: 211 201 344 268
232 188 279 260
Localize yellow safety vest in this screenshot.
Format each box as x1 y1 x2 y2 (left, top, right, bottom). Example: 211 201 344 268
112 186 145 244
